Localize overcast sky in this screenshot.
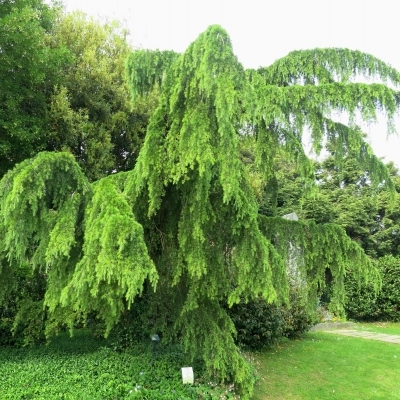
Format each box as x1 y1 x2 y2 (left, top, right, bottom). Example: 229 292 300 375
63 0 400 167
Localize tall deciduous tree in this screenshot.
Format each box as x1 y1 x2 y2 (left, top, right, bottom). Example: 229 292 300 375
1 25 400 398
46 12 156 180
0 0 66 176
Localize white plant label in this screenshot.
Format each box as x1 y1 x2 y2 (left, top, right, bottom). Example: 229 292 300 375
181 367 194 384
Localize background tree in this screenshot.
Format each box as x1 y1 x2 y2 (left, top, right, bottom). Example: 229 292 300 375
0 5 155 181
46 12 157 180
0 0 67 176
273 151 400 258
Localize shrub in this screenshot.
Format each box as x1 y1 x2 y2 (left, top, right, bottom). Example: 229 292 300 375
344 272 378 321
0 268 47 347
227 286 314 351
109 296 151 350
0 316 15 346
282 286 314 338
345 255 400 322
228 297 286 350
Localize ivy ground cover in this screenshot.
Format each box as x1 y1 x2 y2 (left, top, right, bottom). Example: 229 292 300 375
0 330 239 399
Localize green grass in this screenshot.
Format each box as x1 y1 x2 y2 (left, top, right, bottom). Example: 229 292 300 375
252 331 400 400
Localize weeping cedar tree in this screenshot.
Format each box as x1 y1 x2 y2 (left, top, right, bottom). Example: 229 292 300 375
1 25 400 397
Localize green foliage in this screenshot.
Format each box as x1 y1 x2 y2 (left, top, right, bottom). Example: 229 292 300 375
282 286 314 339
0 331 242 399
227 287 314 351
47 12 150 180
276 152 400 259
59 174 158 337
228 298 286 351
126 49 179 100
0 153 157 341
0 152 90 268
258 215 380 315
345 255 400 321
128 25 284 397
372 164 400 257
0 0 68 176
0 6 151 180
258 48 400 86
11 298 46 346
108 295 152 350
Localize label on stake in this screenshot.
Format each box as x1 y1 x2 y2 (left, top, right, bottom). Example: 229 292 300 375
181 367 194 384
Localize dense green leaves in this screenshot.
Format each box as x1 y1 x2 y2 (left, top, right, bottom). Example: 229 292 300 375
0 153 155 338
0 0 67 176
345 255 400 321
258 48 400 86
0 152 90 268
259 215 380 314
128 26 282 396
47 12 148 180
126 49 179 100
0 4 154 180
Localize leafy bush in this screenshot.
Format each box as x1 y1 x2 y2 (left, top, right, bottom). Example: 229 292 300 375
109 295 151 350
344 273 379 321
282 287 314 338
227 287 314 351
0 316 14 346
0 268 47 347
345 255 400 321
228 297 286 350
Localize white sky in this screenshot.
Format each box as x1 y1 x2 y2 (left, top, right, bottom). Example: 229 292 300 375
63 0 400 167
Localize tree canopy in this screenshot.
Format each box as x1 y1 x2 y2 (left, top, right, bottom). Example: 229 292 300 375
1 23 400 398
0 0 67 176
46 12 151 180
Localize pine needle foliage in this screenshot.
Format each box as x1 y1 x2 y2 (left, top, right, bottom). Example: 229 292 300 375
59 173 158 336
127 26 282 396
126 49 179 100
0 152 90 270
258 215 381 314
0 154 156 338
2 24 400 399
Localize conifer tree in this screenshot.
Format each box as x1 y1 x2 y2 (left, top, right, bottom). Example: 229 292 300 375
1 25 400 398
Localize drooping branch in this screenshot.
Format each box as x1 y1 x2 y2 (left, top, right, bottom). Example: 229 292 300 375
258 48 400 86
127 25 285 395
57 173 158 335
125 49 179 100
258 215 381 313
248 76 399 192
0 151 90 269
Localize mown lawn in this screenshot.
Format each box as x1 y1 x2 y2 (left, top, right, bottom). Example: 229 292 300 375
252 331 400 400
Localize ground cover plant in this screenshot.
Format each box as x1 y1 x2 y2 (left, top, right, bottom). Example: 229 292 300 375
252 331 400 400
0 330 241 399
